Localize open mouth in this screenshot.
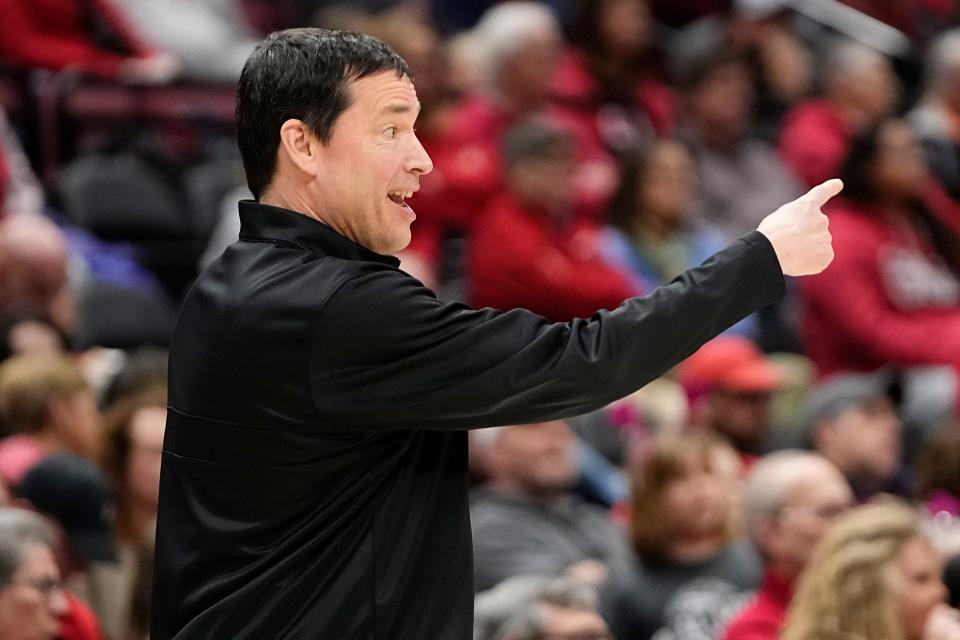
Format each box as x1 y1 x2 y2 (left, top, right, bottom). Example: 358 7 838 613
387 190 413 208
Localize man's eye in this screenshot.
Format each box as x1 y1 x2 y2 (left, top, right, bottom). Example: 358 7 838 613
385 127 398 139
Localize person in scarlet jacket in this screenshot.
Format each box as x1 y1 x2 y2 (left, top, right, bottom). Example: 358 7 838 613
798 119 960 391
151 27 840 640
0 0 178 84
469 117 639 322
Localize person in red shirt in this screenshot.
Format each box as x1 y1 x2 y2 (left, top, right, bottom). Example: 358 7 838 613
469 117 637 322
431 1 619 240
720 451 853 640
797 119 960 386
0 0 177 83
779 38 898 188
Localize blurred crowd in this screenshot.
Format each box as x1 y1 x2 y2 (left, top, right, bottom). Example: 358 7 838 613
2 0 960 639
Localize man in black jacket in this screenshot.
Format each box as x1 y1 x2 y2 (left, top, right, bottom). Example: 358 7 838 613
151 28 841 639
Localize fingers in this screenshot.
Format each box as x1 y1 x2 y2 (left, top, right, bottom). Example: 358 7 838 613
804 178 844 208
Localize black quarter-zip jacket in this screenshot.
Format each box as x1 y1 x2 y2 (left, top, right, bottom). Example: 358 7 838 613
151 200 785 639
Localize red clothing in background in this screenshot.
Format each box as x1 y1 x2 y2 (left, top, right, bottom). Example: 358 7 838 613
60 592 103 640
779 99 851 188
0 147 8 215
469 194 638 321
551 48 676 144
0 0 155 79
428 94 619 234
798 200 960 380
720 569 794 640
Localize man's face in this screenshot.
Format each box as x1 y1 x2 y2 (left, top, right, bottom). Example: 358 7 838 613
819 397 901 484
763 463 853 575
313 72 433 254
491 421 577 496
706 388 771 452
0 542 68 640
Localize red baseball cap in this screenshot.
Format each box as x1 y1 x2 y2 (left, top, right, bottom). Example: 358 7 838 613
681 336 782 394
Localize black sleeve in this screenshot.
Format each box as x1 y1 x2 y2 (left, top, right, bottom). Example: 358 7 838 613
309 231 784 430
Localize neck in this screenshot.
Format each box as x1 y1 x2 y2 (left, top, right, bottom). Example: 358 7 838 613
632 213 678 240
665 531 724 562
119 499 157 545
491 479 565 503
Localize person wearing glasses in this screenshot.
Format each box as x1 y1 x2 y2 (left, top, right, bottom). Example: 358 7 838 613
0 507 69 640
720 451 853 640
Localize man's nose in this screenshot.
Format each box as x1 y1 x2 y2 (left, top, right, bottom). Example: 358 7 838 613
408 133 433 176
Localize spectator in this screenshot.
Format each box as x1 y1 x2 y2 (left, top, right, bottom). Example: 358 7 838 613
797 119 960 389
802 372 905 501
601 139 756 335
670 3 814 140
432 1 617 233
781 501 960 640
909 28 960 200
17 455 115 640
680 336 783 464
553 0 675 155
780 38 898 188
720 451 853 640
469 117 637 321
470 420 630 593
475 575 610 640
0 508 69 640
0 354 98 488
675 43 802 239
96 387 165 640
0 0 179 83
602 432 762 640
0 214 75 334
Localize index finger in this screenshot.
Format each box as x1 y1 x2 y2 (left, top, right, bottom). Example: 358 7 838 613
804 178 844 208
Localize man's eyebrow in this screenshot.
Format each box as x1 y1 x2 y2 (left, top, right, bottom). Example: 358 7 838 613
378 101 422 116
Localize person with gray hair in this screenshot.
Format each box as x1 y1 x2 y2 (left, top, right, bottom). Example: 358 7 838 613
718 451 852 640
474 575 610 640
780 37 898 188
0 507 69 640
908 28 960 199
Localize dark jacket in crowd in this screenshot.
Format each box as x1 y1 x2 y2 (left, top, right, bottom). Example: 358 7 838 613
151 200 784 639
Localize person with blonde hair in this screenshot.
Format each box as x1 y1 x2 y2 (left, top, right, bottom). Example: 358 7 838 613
0 354 98 488
782 501 960 640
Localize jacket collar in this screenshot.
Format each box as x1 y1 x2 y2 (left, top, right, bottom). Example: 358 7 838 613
237 200 400 267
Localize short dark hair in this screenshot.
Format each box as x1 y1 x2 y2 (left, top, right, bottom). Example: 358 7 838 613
236 28 412 200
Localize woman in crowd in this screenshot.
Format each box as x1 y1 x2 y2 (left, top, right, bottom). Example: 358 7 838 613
798 119 960 387
600 139 753 340
782 501 960 640
601 432 760 639
93 386 166 640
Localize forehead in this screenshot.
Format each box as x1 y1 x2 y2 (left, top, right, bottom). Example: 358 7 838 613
346 71 419 114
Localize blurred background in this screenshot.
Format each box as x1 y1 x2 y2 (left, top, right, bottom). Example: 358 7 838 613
2 1 960 639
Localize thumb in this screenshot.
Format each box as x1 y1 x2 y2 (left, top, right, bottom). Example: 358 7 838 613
804 178 844 208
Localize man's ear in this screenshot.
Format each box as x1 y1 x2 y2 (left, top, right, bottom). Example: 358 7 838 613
278 119 322 178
